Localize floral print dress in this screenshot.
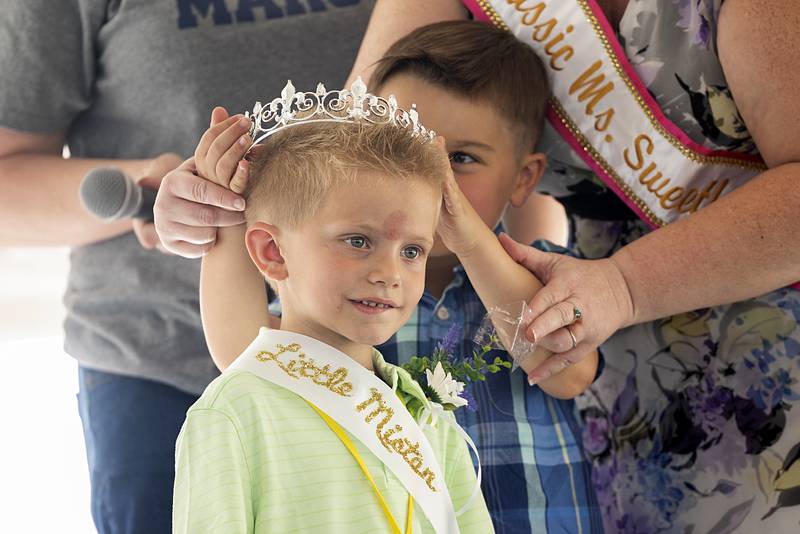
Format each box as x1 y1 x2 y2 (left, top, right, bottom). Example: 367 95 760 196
534 1 800 532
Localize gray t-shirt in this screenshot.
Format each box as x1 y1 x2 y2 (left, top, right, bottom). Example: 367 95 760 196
0 0 374 394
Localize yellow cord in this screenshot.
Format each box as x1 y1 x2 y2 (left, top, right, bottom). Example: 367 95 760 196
306 401 414 534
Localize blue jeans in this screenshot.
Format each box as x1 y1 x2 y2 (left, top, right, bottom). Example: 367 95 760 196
77 367 199 534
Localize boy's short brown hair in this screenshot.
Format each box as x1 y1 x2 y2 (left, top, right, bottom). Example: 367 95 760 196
370 20 551 154
244 120 448 227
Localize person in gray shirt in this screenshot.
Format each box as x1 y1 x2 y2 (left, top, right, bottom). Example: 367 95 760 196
0 1 374 532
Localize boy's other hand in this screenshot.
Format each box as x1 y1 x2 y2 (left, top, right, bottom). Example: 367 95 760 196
195 107 253 194
153 157 247 258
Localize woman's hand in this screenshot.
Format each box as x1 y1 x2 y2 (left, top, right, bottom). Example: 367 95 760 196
499 233 635 384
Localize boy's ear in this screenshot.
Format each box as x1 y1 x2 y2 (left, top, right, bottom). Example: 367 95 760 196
245 222 288 281
509 152 547 208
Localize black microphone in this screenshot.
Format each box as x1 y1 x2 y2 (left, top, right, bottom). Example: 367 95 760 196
79 167 157 222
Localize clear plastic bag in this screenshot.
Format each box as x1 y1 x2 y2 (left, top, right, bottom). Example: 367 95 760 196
472 300 537 372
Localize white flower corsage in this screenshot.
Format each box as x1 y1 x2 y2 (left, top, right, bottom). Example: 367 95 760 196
400 324 510 414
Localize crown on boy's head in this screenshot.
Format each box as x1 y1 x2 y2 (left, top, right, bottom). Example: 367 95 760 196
245 77 436 147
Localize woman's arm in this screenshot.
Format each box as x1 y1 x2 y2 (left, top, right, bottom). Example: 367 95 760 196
0 127 148 246
509 0 800 383
347 0 467 84
612 0 800 324
0 126 205 250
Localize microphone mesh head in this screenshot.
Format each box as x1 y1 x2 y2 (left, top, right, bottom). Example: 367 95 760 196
79 168 132 219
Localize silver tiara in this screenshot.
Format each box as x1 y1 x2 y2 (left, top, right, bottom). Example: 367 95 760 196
245 77 436 146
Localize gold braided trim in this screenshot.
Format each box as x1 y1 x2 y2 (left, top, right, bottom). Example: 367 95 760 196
550 99 665 226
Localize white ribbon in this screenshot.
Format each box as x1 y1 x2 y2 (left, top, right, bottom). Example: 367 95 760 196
418 403 483 517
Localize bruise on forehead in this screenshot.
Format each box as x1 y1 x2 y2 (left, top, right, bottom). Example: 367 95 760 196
382 210 409 240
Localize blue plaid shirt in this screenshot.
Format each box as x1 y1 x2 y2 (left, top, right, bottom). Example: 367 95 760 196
376 241 603 534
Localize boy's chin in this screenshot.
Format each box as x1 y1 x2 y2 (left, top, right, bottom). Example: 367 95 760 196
344 320 408 347
348 330 396 347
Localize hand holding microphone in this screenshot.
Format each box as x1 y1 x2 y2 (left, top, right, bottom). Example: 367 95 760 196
78 153 183 251
79 167 158 221
78 110 250 258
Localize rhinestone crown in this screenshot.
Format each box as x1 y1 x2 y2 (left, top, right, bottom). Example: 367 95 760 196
246 77 436 146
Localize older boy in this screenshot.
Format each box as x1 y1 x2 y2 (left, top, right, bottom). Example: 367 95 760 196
369 22 603 533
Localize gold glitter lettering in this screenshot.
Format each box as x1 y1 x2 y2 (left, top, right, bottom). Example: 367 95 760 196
256 345 437 491
255 343 353 396
389 437 407 453
421 469 436 489
357 388 438 491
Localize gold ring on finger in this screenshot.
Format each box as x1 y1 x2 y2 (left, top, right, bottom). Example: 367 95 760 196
566 325 578 350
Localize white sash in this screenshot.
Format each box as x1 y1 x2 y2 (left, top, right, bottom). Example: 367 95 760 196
464 0 766 228
228 328 460 534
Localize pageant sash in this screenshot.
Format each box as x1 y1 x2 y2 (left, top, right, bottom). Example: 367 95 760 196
228 328 460 534
464 0 766 229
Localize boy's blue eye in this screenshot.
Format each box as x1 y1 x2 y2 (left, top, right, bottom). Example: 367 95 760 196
449 151 478 165
401 246 422 260
345 236 369 249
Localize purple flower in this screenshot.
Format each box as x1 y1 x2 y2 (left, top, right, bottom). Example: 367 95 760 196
435 323 462 358
460 385 478 412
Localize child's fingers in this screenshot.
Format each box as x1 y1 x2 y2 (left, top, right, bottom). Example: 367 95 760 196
213 131 253 189
195 114 243 167
205 118 252 184
210 106 229 127
230 159 250 195
435 135 458 179
175 156 197 173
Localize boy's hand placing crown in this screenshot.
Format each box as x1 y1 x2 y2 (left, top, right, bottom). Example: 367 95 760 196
153 107 252 258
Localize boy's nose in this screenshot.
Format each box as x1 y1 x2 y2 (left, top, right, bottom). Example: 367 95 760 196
367 253 402 288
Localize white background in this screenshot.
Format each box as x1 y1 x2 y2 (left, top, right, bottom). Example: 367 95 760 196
0 247 94 533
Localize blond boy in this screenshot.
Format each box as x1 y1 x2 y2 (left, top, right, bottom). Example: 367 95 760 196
172 89 501 531
168 21 601 534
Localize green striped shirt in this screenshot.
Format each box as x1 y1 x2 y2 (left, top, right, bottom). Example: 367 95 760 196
173 364 494 533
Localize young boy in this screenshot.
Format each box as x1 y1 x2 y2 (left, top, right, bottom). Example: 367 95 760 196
178 21 600 533
173 82 515 532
